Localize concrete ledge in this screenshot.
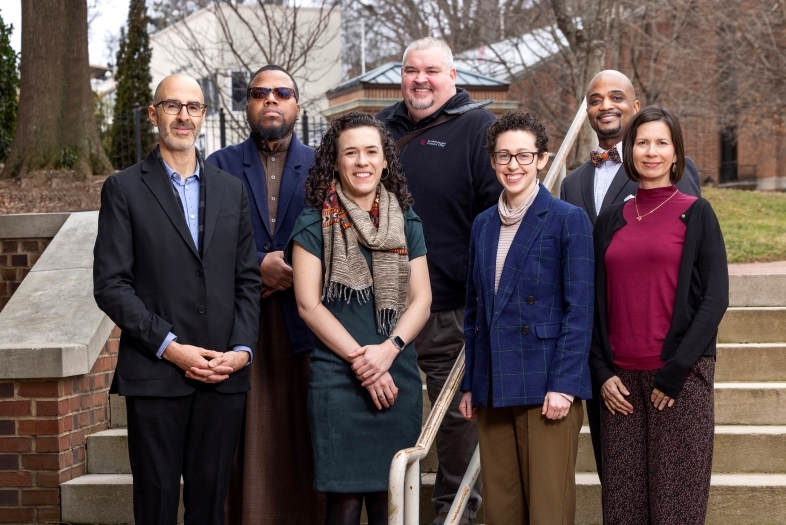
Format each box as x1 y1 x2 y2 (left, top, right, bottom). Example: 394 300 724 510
715 382 786 425
0 211 114 378
0 212 70 238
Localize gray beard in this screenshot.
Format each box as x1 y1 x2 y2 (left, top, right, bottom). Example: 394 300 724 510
249 117 296 142
407 97 434 111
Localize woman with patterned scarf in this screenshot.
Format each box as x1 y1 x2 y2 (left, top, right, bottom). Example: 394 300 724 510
287 112 431 525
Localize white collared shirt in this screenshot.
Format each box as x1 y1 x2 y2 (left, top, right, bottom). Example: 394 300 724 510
593 141 623 215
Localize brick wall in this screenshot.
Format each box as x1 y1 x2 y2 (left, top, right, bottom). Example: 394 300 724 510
0 239 51 313
0 327 118 523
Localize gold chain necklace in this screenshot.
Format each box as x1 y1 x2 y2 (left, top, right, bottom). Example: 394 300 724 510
634 189 679 221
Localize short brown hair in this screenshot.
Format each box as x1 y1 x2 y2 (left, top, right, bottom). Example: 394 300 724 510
622 105 685 184
486 111 548 157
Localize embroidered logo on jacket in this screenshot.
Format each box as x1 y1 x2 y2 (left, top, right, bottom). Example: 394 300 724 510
419 139 447 147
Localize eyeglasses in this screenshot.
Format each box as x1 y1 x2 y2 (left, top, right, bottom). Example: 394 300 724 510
247 86 297 102
154 100 207 117
492 151 538 165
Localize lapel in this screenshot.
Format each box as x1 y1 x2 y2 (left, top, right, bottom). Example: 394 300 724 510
492 185 550 322
201 162 225 255
273 133 304 237
241 137 272 237
578 161 598 224
479 213 499 327
601 165 636 210
141 151 200 260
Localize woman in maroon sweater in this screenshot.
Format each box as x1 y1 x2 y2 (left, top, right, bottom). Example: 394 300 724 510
590 106 729 525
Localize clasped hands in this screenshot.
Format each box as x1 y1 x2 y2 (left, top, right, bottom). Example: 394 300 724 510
164 340 249 384
601 376 675 415
349 340 400 410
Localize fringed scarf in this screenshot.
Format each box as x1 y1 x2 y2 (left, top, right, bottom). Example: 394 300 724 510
321 181 410 335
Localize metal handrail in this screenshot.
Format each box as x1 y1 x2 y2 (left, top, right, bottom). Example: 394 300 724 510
388 101 589 525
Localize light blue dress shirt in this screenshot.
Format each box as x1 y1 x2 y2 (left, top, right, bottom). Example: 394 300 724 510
156 159 253 364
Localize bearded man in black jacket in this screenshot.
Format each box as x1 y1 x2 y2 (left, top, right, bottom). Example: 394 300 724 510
377 37 501 525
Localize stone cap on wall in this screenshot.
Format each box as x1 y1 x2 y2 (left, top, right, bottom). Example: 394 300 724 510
0 212 114 379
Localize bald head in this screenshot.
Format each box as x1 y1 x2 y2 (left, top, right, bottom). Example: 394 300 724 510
153 74 204 105
585 70 641 150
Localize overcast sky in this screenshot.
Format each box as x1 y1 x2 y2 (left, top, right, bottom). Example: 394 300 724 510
1 0 130 67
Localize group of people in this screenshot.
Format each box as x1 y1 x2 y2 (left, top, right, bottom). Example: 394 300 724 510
92 35 729 525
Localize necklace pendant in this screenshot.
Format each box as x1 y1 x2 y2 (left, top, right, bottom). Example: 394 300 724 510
636 216 642 221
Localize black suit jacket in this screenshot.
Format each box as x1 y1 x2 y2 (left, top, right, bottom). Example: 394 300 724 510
94 149 261 397
560 157 702 224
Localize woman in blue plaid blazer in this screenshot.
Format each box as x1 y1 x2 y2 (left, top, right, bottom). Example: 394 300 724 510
459 112 594 525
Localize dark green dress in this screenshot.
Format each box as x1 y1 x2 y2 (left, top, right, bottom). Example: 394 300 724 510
288 206 426 492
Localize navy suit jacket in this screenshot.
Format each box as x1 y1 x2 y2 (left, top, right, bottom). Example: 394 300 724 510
461 185 594 407
207 133 315 353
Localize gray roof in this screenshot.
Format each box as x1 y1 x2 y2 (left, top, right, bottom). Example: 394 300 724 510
326 61 508 96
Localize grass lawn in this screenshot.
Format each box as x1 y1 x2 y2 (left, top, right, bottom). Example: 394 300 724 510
703 188 786 263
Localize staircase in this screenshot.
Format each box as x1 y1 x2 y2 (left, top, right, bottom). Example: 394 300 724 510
61 269 786 524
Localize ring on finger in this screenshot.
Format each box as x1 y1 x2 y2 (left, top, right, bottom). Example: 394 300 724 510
378 394 385 399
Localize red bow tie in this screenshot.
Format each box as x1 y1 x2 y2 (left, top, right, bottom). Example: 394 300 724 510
590 146 621 168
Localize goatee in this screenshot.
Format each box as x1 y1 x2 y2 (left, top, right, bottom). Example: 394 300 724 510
250 118 297 142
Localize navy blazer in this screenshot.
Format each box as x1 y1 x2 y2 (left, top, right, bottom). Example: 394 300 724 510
461 185 594 407
207 133 315 353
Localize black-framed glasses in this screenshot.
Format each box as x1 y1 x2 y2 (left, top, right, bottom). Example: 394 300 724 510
247 86 297 102
492 151 537 165
154 100 207 117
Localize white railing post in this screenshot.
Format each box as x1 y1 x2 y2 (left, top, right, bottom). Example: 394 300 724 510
543 98 588 194
444 445 481 523
389 351 465 524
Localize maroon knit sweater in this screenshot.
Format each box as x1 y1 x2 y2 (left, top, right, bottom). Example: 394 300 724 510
605 185 697 370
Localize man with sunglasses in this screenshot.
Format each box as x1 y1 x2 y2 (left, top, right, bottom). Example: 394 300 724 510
207 65 323 525
94 73 261 525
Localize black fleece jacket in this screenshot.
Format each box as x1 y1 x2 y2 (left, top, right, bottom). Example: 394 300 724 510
377 89 502 311
590 197 729 398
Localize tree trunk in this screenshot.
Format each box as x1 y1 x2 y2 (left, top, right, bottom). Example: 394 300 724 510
2 0 112 179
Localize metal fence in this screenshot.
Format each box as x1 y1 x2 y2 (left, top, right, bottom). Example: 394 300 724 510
719 161 757 187
101 105 331 171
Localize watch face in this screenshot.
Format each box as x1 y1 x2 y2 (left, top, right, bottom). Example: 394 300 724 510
391 335 405 350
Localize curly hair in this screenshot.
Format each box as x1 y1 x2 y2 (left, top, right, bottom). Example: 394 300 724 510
305 112 414 210
486 111 549 157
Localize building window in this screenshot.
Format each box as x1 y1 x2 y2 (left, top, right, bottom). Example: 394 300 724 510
231 71 248 111
197 74 219 110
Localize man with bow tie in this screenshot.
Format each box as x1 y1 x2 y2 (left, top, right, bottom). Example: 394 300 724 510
559 69 701 485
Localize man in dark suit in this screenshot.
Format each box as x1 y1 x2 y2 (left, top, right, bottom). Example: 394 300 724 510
93 74 261 525
559 70 701 485
207 65 323 524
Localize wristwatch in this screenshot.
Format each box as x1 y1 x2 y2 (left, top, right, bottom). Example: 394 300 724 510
388 335 406 352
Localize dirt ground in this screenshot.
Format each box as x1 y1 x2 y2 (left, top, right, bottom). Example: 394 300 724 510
0 170 105 215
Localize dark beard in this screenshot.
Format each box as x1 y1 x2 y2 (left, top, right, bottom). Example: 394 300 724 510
596 125 621 137
249 116 297 142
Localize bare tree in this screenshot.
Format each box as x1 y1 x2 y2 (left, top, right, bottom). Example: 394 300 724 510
153 0 340 126
2 0 111 179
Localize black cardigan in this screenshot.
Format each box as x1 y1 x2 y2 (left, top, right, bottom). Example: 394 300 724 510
590 197 729 398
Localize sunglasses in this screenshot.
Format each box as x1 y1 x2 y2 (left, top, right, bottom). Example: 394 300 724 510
246 87 297 102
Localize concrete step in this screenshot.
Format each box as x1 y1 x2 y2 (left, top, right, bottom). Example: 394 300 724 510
62 465 786 524
715 382 786 424
729 273 786 307
576 473 786 525
716 344 786 381
110 393 126 428
61 473 184 524
576 425 786 473
718 307 786 343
